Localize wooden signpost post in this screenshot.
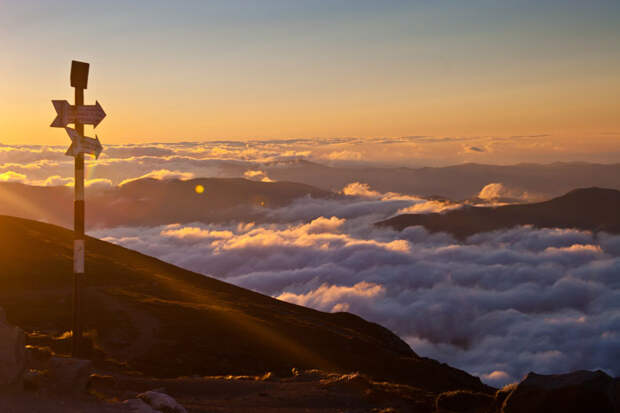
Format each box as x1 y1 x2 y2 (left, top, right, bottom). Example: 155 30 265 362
50 60 106 357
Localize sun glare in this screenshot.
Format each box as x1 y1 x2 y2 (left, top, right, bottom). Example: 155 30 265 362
195 184 205 194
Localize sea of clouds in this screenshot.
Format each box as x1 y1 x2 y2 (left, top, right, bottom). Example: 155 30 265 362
3 138 619 386
0 134 555 188
0 140 298 186
92 185 620 387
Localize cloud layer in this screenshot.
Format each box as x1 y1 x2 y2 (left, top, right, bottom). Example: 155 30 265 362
94 214 620 387
0 135 568 186
3 138 620 201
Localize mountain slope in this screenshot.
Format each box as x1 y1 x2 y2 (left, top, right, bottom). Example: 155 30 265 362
0 215 485 392
378 187 620 237
0 178 334 229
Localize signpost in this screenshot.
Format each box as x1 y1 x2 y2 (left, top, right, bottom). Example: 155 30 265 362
50 60 105 357
65 127 103 159
51 100 106 128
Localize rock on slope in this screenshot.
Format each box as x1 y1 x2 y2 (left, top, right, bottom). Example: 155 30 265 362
0 307 25 386
433 370 620 413
501 370 620 413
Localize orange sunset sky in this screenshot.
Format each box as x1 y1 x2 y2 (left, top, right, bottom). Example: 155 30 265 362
1 1 619 163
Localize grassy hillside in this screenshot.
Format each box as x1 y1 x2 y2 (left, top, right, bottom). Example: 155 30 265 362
0 215 485 393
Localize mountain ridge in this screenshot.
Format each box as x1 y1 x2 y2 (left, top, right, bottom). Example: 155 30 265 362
378 187 620 237
0 178 335 229
262 161 620 199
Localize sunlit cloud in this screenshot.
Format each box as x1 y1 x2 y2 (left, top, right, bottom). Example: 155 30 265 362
0 171 27 183
118 169 195 186
243 169 275 182
396 200 461 215
324 150 363 161
477 182 544 203
341 182 382 198
161 225 234 241
40 175 73 186
277 281 385 313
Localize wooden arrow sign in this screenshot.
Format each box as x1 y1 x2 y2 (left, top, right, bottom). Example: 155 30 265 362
51 100 106 128
64 127 103 159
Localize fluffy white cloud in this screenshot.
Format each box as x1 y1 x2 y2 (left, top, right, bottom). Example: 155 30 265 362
340 184 464 216
0 145 65 164
396 200 461 214
324 150 363 161
85 178 114 191
161 225 234 241
40 175 73 186
243 170 274 182
477 182 543 202
0 171 27 183
118 169 195 186
277 282 385 313
342 182 382 198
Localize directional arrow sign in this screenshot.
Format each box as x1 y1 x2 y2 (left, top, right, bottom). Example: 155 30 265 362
51 100 106 128
64 127 103 159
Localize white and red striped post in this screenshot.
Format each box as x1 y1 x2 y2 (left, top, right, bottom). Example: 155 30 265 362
51 60 104 357
70 60 88 357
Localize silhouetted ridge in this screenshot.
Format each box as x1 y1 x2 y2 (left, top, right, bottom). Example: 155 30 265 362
378 187 620 237
554 187 620 203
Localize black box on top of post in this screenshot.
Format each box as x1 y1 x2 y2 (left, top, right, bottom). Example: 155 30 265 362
70 60 89 89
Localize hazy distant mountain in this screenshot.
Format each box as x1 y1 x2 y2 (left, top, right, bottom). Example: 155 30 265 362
0 215 486 392
6 161 620 230
0 178 334 229
378 187 620 238
263 160 620 199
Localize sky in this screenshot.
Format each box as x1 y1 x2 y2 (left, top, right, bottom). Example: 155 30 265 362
1 0 620 161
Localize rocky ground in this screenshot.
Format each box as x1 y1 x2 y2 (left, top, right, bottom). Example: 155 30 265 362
3 349 439 413
2 308 620 412
0 306 439 412
4 361 620 413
